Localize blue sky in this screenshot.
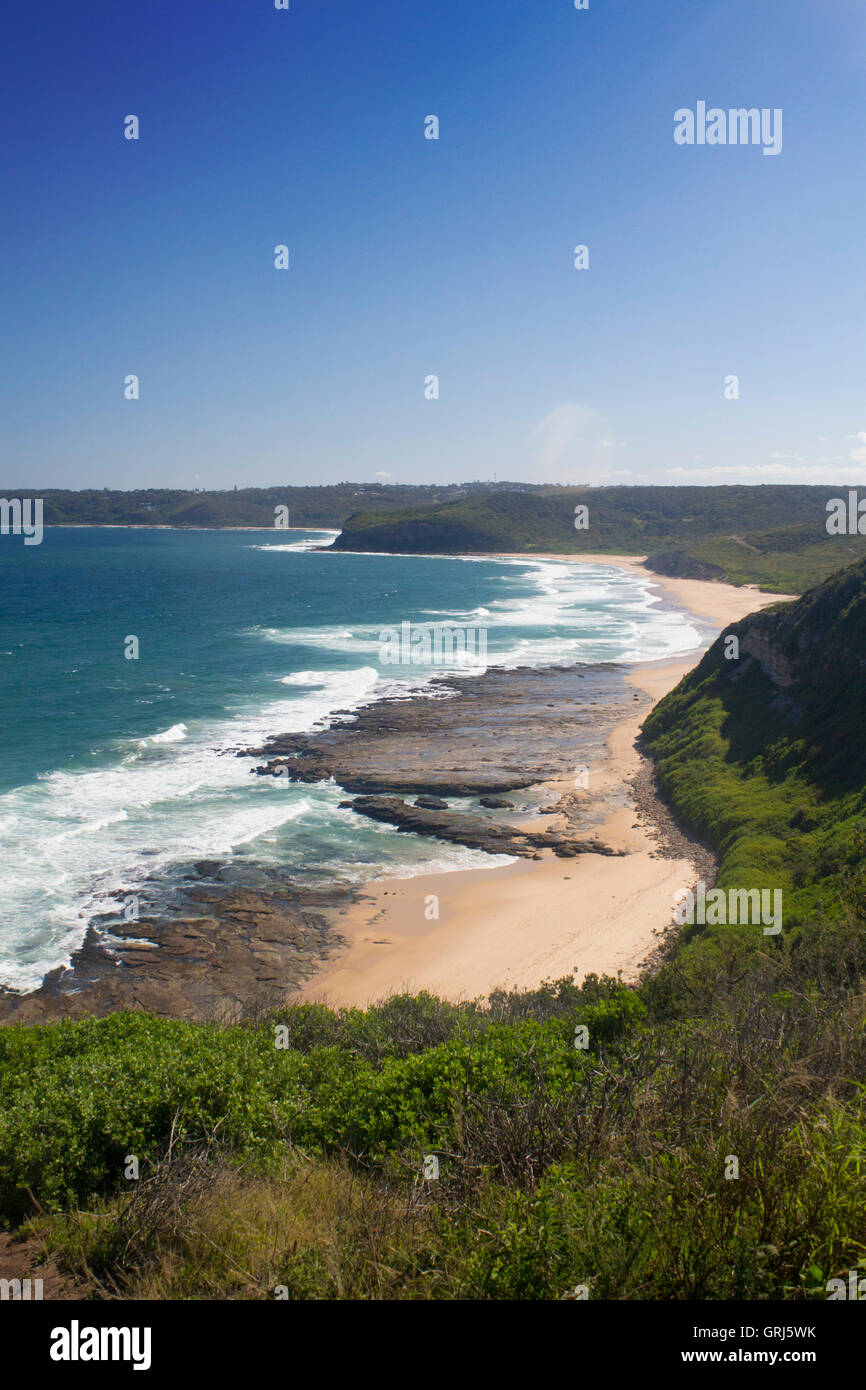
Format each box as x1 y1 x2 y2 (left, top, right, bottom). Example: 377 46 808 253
2 0 865 489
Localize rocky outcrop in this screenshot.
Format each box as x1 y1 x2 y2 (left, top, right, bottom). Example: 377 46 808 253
243 664 631 797
738 628 795 689
645 550 726 583
0 875 348 1025
342 796 625 859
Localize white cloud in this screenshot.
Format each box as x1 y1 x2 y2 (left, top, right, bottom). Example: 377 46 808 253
666 461 866 484
527 404 611 480
595 468 652 483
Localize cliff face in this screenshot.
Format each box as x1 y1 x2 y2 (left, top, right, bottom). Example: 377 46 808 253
655 556 866 791
644 551 726 583
737 627 795 691
724 558 866 692
639 557 866 929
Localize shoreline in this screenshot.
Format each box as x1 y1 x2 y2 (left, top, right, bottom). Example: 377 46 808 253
296 656 698 1007
43 525 340 533
297 556 793 1008
0 552 794 1022
502 551 784 628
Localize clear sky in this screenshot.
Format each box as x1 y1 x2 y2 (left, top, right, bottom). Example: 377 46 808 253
2 0 864 490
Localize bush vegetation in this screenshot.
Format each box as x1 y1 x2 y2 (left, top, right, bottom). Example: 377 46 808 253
332 486 866 592
4 917 866 1301
3 558 866 1299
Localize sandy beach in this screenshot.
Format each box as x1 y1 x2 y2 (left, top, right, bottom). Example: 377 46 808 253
300 555 792 1008
0 550 792 1027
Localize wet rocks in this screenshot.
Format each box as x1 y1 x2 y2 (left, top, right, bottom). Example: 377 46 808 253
243 664 628 797
345 795 626 861
2 665 633 1025
0 880 349 1026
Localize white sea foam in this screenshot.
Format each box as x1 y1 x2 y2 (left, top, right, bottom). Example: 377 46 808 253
140 722 188 745
0 550 704 991
250 529 339 554
253 558 702 669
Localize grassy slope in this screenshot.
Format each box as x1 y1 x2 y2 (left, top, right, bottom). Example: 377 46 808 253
8 481 866 590
332 487 866 593
5 958 866 1300
640 557 866 1007
4 542 866 1299
684 528 866 593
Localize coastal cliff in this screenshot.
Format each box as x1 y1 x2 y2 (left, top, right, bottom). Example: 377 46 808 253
330 486 866 594
642 555 866 933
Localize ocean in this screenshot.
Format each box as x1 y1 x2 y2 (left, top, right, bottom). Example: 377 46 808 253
0 527 703 992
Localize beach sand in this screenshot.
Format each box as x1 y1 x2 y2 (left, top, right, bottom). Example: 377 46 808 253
299 556 793 1008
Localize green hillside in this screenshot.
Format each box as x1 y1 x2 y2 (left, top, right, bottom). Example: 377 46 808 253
7 481 866 592
642 555 866 1009
332 485 866 593
0 481 538 530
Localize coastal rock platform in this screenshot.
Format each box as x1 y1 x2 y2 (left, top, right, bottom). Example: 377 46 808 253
1 664 634 1024
245 664 630 797
0 874 349 1025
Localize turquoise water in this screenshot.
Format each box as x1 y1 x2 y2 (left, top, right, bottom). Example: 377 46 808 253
0 527 701 991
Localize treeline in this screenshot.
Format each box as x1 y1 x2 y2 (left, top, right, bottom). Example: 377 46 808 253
7 481 866 591
0 482 541 531
332 485 866 592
